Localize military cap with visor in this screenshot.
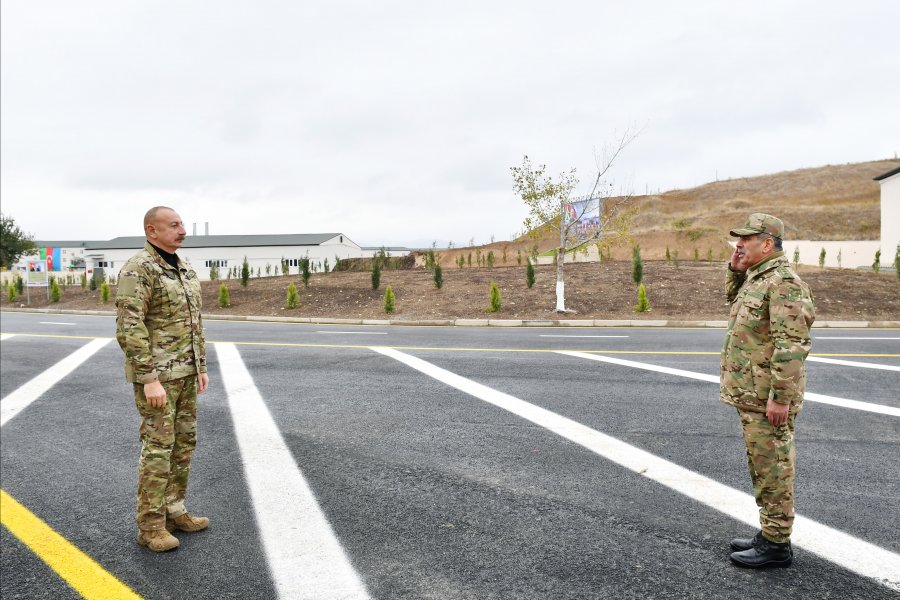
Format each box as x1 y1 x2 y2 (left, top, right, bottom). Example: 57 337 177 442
729 213 784 239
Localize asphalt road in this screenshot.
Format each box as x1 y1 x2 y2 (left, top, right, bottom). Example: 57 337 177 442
1 312 899 599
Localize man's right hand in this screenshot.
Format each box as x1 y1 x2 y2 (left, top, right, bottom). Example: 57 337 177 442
144 380 167 408
730 249 745 272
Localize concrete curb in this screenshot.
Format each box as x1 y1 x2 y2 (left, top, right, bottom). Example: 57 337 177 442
2 307 898 328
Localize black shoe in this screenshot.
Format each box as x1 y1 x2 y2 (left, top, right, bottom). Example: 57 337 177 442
730 535 793 569
730 531 763 552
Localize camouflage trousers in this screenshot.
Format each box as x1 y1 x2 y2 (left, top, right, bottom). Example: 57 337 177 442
134 376 198 531
738 408 797 544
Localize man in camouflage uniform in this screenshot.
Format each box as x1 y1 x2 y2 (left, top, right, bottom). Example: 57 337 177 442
720 213 815 568
116 206 210 552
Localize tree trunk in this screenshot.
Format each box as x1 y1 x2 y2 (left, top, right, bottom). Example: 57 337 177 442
556 206 566 312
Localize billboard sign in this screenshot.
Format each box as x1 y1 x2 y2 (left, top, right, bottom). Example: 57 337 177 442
564 195 601 241
27 259 50 287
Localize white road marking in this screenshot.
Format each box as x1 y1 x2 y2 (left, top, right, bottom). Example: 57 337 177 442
316 331 388 335
39 322 76 325
1 339 111 427
559 351 900 418
214 343 370 600
808 356 900 372
373 346 900 592
539 335 629 338
815 337 900 340
0 333 15 341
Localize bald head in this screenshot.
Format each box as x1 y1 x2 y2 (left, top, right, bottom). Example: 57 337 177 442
144 206 186 253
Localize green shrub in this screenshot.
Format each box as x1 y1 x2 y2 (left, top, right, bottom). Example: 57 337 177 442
218 283 230 308
872 249 881 273
89 275 97 291
525 258 535 288
517 249 522 266
457 254 465 269
371 260 381 290
80 273 87 289
240 257 250 287
502 246 508 264
634 283 650 312
100 282 110 303
7 282 17 302
487 280 502 313
433 264 443 289
665 247 671 263
895 244 900 280
467 253 472 267
819 247 826 268
632 245 643 284
693 247 699 262
50 278 61 302
383 285 395 314
301 258 312 287
706 248 713 262
487 250 495 268
209 264 219 280
286 283 299 309
793 247 800 269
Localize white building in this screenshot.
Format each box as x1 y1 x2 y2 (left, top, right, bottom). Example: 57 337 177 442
9 233 413 282
876 166 900 263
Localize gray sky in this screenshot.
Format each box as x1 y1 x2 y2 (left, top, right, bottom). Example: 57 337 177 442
2 1 898 248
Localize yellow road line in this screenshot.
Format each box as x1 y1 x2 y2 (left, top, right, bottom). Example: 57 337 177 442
2 332 899 357
0 489 142 600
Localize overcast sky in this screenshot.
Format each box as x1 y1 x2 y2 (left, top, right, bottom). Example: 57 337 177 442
2 1 898 248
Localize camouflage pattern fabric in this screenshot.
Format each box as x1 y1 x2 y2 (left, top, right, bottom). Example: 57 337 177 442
134 376 198 531
739 409 796 543
720 252 815 414
115 242 206 384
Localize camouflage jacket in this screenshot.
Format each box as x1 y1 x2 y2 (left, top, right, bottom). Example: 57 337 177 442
720 252 815 413
115 242 206 384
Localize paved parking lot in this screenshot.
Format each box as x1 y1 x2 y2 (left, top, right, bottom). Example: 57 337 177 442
2 312 899 599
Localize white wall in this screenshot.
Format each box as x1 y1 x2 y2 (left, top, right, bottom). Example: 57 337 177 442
880 172 900 265
94 240 365 280
774 240 881 269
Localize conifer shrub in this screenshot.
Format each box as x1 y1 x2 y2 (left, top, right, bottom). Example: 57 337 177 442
209 264 219 280
100 282 110 303
872 249 881 273
80 273 87 289
371 260 381 290
7 282 17 302
286 283 299 309
301 258 312 287
487 250 495 268
525 258 535 288
433 263 443 289
793 247 800 269
50 278 61 302
487 280 502 313
89 275 97 291
634 283 650 312
241 256 250 287
218 283 230 308
632 245 643 284
819 248 826 268
383 285 395 314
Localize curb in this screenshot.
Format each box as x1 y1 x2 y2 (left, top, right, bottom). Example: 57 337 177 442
2 307 898 328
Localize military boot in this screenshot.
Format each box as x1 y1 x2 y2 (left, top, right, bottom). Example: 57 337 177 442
730 534 792 568
166 513 209 533
730 530 763 551
137 529 180 552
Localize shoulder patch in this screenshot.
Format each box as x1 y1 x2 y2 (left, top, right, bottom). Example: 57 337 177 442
117 275 139 297
786 287 802 302
777 265 794 281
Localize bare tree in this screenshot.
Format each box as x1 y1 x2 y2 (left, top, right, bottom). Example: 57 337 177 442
510 128 638 312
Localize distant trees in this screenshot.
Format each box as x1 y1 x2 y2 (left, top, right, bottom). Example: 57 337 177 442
0 213 36 269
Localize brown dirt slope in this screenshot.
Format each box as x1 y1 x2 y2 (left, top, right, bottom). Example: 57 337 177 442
5 261 898 322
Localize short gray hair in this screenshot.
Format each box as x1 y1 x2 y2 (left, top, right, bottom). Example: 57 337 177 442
143 206 175 228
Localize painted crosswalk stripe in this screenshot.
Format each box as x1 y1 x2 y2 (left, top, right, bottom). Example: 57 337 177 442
373 346 900 592
808 356 900 371
0 333 15 341
539 335 629 338
1 490 142 599
1 338 111 427
214 343 370 600
558 351 900 417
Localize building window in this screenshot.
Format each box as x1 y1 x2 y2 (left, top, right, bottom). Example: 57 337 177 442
205 259 228 268
285 258 307 267
340 236 343 243
97 261 114 268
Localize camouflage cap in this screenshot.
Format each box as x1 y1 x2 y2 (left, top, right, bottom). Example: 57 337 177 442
729 213 784 238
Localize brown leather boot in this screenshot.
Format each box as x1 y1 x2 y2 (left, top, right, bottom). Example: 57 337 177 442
137 529 180 552
166 513 209 533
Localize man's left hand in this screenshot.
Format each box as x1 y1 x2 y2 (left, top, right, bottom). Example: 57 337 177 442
766 397 789 426
198 372 209 393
